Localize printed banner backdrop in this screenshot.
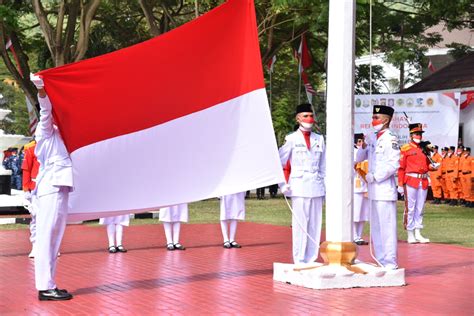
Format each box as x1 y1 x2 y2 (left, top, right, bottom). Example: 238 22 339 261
38 0 285 222
355 92 460 147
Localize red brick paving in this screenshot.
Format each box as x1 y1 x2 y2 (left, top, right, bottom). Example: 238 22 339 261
0 222 473 315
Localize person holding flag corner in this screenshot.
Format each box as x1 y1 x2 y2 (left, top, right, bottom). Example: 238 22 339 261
30 73 74 301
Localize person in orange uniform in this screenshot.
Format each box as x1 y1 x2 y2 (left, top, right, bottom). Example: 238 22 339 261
22 139 40 258
459 147 472 206
448 146 463 205
429 145 443 204
439 147 449 203
444 147 456 205
398 123 438 244
466 148 474 208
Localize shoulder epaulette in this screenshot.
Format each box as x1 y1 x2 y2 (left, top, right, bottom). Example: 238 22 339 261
400 143 412 151
24 140 36 149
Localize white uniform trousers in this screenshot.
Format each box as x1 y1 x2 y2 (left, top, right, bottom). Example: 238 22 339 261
353 193 369 222
406 183 427 231
28 196 38 246
35 187 69 290
370 200 398 269
291 197 323 264
353 193 369 240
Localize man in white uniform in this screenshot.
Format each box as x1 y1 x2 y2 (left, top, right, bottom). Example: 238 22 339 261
220 193 245 248
279 103 326 264
353 133 369 245
159 203 188 250
30 74 74 300
356 105 400 270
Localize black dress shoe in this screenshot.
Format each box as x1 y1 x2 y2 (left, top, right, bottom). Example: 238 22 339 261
230 241 242 248
108 246 117 253
174 243 186 250
166 243 175 251
116 245 127 253
223 241 232 249
38 288 73 301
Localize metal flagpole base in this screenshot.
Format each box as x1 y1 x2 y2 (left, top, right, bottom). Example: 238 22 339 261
273 242 405 289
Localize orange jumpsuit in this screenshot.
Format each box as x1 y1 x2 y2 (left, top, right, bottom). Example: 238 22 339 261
429 152 443 199
440 154 449 199
446 154 461 200
460 154 472 202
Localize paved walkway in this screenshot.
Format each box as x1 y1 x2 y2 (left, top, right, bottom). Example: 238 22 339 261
0 222 473 315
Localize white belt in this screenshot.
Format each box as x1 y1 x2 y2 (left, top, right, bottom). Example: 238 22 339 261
406 172 428 179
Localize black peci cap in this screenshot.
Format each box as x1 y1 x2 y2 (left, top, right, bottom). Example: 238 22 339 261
373 105 394 117
295 103 313 115
354 133 364 144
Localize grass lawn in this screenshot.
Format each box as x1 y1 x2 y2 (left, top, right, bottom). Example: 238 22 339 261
1 196 473 247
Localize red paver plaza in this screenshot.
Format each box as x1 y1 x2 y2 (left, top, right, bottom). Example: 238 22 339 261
0 222 473 314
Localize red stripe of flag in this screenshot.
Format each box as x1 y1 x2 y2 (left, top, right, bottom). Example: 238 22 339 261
39 0 264 153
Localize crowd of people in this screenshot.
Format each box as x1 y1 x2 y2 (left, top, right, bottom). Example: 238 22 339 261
18 73 473 301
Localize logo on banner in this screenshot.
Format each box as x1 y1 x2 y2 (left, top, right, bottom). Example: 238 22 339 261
388 99 394 107
406 98 414 107
396 98 404 106
363 99 370 107
416 98 424 107
427 97 434 106
356 99 362 107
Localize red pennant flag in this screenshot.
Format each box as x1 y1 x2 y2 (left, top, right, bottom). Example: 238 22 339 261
267 55 276 73
298 35 312 74
5 38 23 77
37 0 284 221
428 58 436 73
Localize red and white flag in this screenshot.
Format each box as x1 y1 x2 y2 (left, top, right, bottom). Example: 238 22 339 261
267 55 276 73
297 34 312 74
38 0 284 221
428 58 436 73
5 38 23 77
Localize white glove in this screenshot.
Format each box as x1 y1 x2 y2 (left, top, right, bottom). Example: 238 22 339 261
280 183 291 195
431 162 440 169
30 73 44 89
365 173 375 183
397 186 404 195
24 191 32 202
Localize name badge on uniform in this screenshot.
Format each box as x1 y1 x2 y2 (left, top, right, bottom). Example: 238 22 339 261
295 144 306 147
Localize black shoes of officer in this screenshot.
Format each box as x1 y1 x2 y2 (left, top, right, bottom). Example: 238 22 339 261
223 241 242 248
116 245 127 253
230 241 242 248
174 243 186 250
38 288 73 301
354 239 368 245
108 245 127 253
166 243 175 251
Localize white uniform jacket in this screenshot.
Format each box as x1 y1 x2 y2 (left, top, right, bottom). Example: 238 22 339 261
356 130 400 201
34 95 73 197
279 130 326 198
353 150 368 194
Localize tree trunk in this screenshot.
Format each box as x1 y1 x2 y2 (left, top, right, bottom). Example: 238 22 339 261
138 0 161 37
